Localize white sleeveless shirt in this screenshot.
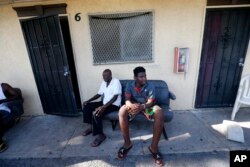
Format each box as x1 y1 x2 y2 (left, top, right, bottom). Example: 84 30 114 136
0 83 11 113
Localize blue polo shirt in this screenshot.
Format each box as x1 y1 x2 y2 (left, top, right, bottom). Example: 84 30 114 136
125 81 156 104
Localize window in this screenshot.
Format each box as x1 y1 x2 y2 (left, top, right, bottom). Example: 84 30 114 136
89 12 153 64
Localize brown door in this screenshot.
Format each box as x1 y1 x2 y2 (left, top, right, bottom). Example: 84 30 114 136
196 8 250 108
21 15 81 116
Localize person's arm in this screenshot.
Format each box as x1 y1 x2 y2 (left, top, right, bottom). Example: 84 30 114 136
83 81 104 106
125 97 140 115
102 95 118 108
0 83 18 104
95 79 122 117
82 94 101 106
124 82 134 107
125 83 133 107
141 99 154 111
95 95 119 117
140 85 156 111
124 83 140 115
125 94 133 107
102 80 121 109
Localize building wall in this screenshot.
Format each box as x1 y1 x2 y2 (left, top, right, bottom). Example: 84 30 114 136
67 0 207 111
0 3 44 115
0 0 249 115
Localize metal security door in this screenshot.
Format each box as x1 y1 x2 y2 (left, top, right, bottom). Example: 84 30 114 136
196 8 250 108
21 15 79 116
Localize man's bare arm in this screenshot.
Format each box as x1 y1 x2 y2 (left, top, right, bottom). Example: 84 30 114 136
0 83 18 104
95 95 119 117
83 94 101 106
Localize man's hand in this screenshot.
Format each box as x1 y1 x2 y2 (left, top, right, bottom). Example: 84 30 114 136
95 106 106 117
127 103 143 115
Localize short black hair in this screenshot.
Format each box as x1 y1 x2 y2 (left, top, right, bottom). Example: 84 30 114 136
133 66 146 76
103 69 112 74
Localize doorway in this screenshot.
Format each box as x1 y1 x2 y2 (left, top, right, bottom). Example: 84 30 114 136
21 15 81 116
195 8 250 108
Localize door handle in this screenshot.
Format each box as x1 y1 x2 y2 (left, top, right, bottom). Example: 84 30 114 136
238 58 244 67
64 71 70 76
63 66 71 76
239 63 244 67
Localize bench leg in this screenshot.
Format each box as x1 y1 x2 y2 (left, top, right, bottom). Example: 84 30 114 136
111 120 118 131
162 126 168 140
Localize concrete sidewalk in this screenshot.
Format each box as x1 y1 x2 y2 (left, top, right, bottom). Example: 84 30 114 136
0 108 249 167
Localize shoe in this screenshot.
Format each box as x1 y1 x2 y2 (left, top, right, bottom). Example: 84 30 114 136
117 144 133 160
148 146 163 166
0 142 8 153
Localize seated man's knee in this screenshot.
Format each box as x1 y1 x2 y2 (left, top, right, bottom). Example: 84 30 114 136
118 105 128 118
154 107 163 121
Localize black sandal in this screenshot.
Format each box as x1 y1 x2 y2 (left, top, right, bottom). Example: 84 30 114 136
0 142 8 153
148 146 163 166
117 145 133 160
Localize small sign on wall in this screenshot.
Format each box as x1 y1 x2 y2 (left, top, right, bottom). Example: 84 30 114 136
173 47 189 74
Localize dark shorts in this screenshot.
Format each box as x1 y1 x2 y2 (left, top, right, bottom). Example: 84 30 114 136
0 110 10 123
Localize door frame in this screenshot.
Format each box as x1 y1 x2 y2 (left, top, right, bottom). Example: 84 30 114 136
58 14 82 111
19 14 82 114
193 4 250 108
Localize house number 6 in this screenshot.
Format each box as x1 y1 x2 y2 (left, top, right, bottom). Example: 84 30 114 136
75 13 81 21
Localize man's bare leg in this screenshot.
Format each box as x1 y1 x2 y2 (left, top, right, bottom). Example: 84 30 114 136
118 105 132 148
150 108 164 152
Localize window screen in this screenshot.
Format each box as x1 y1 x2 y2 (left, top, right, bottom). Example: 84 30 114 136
89 12 153 64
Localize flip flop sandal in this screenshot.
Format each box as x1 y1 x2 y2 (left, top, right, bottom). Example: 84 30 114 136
148 146 163 166
0 142 8 153
117 145 133 160
82 129 92 136
91 135 106 147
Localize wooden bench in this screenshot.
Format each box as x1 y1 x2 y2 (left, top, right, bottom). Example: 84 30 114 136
104 80 175 140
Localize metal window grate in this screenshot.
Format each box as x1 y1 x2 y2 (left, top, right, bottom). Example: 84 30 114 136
89 12 153 64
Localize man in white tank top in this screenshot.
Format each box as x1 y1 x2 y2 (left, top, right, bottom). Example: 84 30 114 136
0 83 18 153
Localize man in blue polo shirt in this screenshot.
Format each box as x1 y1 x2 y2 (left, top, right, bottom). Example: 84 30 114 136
117 66 164 166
